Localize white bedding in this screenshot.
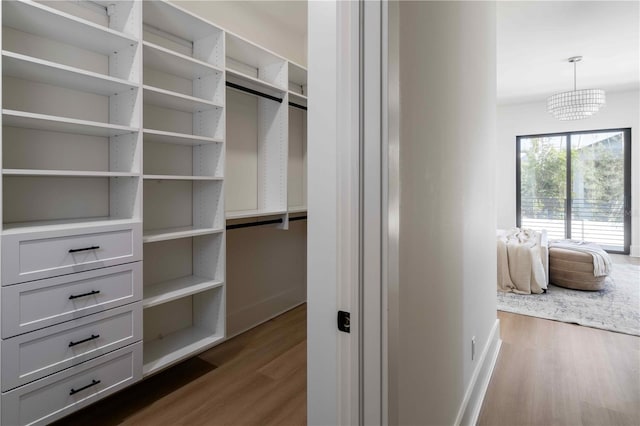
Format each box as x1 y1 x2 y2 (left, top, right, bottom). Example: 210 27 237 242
548 240 612 277
497 228 548 294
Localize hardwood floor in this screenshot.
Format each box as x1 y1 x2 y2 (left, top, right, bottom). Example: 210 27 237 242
55 305 307 426
54 283 639 425
478 311 640 426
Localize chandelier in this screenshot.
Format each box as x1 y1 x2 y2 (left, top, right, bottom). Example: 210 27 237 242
547 56 606 121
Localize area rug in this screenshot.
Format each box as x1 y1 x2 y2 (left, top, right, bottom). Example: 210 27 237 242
497 256 640 336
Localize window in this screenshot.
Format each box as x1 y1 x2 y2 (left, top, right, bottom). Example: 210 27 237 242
516 129 631 254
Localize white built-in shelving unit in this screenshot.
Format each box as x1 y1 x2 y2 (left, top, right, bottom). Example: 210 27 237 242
141 0 226 377
2 0 142 234
1 1 144 424
0 1 306 423
287 61 308 215
225 32 291 222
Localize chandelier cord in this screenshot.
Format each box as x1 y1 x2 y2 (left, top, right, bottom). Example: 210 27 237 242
574 60 577 91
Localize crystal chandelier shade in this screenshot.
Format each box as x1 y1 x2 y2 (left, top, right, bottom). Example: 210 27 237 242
547 57 606 121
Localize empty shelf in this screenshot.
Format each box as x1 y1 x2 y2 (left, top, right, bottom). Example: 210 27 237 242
226 68 286 99
3 169 138 178
143 226 223 243
288 62 307 87
288 206 308 214
143 326 223 376
143 85 223 113
289 91 308 105
143 41 222 80
3 51 137 96
226 32 285 72
143 129 222 146
225 209 287 220
143 1 222 44
2 110 138 137
2 217 139 235
3 0 137 56
143 175 222 181
143 276 223 309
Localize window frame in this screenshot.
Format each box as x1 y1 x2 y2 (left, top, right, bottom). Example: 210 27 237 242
516 128 632 254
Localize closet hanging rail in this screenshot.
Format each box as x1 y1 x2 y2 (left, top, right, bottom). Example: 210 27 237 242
289 102 307 111
225 81 283 103
226 215 307 230
227 218 282 230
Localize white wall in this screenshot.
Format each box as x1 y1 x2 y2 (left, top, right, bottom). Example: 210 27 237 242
497 89 640 256
393 2 498 424
169 1 307 66
226 221 307 337
307 2 339 424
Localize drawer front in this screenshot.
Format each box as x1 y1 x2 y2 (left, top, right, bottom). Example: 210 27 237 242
2 262 142 338
1 342 142 426
1 303 142 391
2 222 142 285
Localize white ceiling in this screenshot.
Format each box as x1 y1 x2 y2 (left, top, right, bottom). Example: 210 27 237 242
236 1 639 104
497 1 640 105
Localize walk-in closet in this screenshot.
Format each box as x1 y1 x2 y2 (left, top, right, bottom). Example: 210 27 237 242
0 1 308 424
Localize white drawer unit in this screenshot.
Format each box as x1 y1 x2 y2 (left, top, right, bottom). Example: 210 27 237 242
1 342 142 426
1 222 143 285
1 303 142 391
1 262 142 338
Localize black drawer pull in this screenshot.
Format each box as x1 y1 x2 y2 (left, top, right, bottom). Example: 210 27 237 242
69 290 101 300
68 246 100 254
68 334 100 347
69 379 101 396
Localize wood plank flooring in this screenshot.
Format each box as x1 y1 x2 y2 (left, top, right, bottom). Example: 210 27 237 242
478 311 640 426
55 270 639 426
55 304 307 426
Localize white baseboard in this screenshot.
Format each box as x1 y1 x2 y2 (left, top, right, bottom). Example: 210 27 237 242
630 245 639 257
226 287 306 338
455 319 502 426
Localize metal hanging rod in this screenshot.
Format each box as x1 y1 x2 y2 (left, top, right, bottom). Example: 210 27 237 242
225 81 283 103
226 215 307 230
227 218 282 230
289 102 307 111
289 215 308 222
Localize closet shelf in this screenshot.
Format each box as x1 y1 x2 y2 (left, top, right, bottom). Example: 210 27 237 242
2 0 138 56
225 209 287 220
143 1 223 44
143 276 224 309
2 51 138 96
143 226 224 243
288 206 307 214
143 326 224 376
143 41 223 80
2 217 140 235
2 110 138 137
143 175 222 181
226 68 286 99
289 62 307 83
143 85 223 113
3 169 138 178
143 129 223 146
288 91 307 104
226 32 286 74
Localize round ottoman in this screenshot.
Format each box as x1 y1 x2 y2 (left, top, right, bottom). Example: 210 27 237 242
548 247 607 291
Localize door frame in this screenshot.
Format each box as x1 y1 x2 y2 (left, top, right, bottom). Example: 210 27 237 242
516 128 632 254
307 0 389 424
